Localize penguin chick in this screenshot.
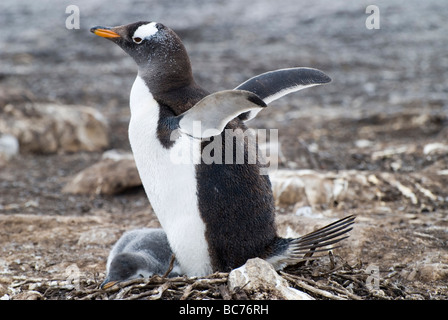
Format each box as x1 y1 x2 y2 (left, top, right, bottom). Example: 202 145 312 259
101 228 181 289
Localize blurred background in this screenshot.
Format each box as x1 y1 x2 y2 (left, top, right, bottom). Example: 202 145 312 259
1 0 446 112
0 0 447 299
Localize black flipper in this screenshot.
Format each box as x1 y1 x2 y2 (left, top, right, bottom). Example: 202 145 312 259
235 67 331 121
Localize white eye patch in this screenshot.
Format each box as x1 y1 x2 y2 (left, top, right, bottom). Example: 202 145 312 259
132 22 158 43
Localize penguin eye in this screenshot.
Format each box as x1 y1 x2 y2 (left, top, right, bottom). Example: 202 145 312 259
133 37 143 44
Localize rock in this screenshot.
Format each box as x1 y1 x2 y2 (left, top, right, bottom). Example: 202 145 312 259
62 150 141 195
0 133 19 166
269 170 342 208
0 103 109 153
402 262 448 282
228 258 314 300
270 171 309 206
423 142 448 155
417 263 448 281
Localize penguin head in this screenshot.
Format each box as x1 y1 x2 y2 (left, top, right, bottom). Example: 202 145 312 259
100 252 152 289
91 21 193 87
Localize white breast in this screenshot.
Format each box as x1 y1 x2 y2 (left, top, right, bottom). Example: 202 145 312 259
128 75 212 276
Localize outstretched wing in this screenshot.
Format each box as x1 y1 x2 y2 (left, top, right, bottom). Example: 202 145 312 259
235 67 331 121
177 90 266 138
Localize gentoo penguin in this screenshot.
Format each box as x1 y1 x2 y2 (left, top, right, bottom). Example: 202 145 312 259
91 21 355 276
101 228 181 289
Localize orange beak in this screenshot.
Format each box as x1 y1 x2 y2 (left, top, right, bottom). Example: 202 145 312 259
101 280 119 289
91 27 121 38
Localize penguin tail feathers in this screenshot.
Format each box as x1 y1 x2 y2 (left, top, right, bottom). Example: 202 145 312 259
266 215 356 270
